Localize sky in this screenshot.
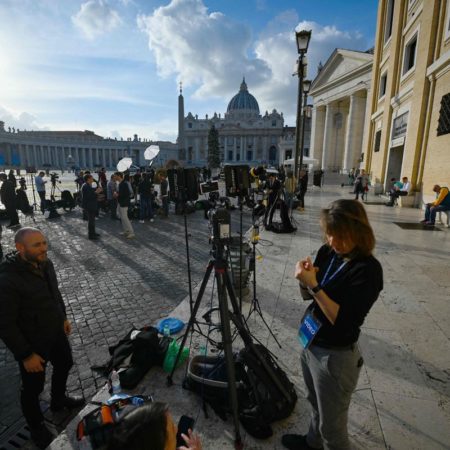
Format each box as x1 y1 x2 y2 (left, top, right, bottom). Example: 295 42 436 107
0 0 379 142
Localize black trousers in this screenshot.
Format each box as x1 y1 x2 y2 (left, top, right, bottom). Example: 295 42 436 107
297 190 306 208
87 210 96 237
19 332 73 428
38 191 46 212
6 203 19 226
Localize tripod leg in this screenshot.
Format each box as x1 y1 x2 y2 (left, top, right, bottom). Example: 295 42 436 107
216 271 242 447
167 262 214 384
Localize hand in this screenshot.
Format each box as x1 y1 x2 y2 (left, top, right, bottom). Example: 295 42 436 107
178 429 202 450
23 353 45 373
95 187 102 193
63 319 72 336
295 257 319 288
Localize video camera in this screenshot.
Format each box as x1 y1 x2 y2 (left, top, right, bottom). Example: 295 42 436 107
50 172 60 186
208 207 231 245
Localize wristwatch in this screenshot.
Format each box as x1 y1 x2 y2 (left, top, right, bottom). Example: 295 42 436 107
308 284 322 295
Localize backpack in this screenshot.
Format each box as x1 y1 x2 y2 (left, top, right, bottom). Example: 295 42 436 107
92 326 170 389
76 395 152 449
184 343 297 439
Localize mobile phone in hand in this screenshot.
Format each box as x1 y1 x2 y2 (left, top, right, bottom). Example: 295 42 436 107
176 415 195 447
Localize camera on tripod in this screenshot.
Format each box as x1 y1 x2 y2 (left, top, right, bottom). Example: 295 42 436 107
50 172 60 186
208 207 231 245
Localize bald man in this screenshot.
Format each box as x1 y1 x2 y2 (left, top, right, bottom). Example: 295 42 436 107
0 228 84 449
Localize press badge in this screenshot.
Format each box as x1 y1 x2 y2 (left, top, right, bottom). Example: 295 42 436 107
298 312 322 349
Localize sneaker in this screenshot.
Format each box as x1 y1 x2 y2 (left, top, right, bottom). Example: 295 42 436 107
30 423 55 449
126 233 135 239
139 220 145 223
419 219 428 224
119 231 128 236
424 221 435 226
281 434 322 450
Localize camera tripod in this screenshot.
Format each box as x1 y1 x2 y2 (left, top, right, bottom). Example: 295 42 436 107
167 239 293 449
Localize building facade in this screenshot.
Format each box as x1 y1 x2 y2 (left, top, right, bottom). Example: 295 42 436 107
0 121 177 170
177 79 308 167
310 49 373 173
364 0 450 200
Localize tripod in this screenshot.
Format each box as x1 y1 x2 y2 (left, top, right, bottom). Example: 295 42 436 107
168 236 294 448
245 226 281 348
28 173 39 211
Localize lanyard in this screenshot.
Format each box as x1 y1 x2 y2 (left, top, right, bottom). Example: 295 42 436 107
320 255 348 287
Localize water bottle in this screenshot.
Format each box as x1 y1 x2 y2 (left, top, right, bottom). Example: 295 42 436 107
111 370 121 394
163 324 170 337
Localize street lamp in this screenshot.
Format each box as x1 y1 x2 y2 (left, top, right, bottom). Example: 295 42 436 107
299 79 312 171
293 29 312 181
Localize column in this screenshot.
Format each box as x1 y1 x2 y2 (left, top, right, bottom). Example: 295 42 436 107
321 103 336 170
343 93 366 172
310 106 326 168
88 148 93 168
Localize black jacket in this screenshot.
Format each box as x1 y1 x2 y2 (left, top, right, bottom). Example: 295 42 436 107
118 181 131 207
0 253 67 361
0 180 17 206
81 183 98 212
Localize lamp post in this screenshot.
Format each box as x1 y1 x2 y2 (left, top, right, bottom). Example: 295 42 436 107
293 29 312 182
299 79 312 171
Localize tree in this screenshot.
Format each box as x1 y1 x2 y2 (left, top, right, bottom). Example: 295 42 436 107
207 124 221 169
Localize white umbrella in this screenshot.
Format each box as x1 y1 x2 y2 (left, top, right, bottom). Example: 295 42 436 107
117 157 133 172
144 145 160 161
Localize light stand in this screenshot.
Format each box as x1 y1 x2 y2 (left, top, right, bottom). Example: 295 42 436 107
28 173 38 211
299 80 312 173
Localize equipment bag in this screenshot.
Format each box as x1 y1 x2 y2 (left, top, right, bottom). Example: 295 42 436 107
184 343 297 439
76 395 152 449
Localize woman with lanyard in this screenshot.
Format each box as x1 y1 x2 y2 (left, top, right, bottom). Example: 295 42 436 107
282 199 383 450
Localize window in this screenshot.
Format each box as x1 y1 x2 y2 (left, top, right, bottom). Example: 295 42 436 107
227 136 234 145
437 93 450 136
379 72 387 98
236 153 240 161
446 0 450 41
285 150 292 159
228 150 233 161
374 130 382 152
272 120 277 127
403 34 417 75
188 122 192 129
247 150 253 161
384 0 395 43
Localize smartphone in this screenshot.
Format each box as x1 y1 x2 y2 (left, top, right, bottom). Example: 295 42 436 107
176 415 195 447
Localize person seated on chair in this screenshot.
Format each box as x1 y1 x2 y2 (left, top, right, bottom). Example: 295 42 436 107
105 402 202 450
386 176 410 206
420 184 450 226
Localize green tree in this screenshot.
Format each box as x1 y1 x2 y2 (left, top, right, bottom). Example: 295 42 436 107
207 124 221 168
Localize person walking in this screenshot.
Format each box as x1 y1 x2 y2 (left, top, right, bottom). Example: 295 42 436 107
0 172 20 228
0 228 85 449
159 173 169 218
138 173 154 223
282 199 383 450
8 169 17 188
353 169 369 200
297 170 308 211
117 172 135 238
107 174 119 220
81 174 101 240
34 171 47 213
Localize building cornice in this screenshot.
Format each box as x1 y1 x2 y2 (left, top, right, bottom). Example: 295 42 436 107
426 49 450 80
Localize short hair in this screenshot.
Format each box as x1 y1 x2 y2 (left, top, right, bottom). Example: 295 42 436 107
320 199 375 258
115 172 123 178
39 171 45 176
105 402 168 450
84 174 93 182
433 184 441 192
14 227 44 244
0 173 6 181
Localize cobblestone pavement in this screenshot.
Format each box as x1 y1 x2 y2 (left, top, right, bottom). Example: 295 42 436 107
0 192 253 441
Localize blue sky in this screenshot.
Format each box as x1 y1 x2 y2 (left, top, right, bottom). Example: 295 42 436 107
0 0 378 142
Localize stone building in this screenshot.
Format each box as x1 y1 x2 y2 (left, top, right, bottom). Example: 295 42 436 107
0 121 177 170
309 49 373 173
364 0 450 200
177 79 305 167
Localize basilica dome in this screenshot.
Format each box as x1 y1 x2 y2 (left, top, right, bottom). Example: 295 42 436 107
227 78 260 114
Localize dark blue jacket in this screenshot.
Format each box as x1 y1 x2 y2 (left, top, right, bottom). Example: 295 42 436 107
81 183 98 212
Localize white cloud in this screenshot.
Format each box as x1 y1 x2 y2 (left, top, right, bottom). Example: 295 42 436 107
0 105 46 131
138 0 370 125
72 0 122 39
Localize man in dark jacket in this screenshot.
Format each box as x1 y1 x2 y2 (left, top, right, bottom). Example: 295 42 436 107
117 172 135 238
81 174 101 240
138 173 154 223
0 172 20 227
0 228 84 449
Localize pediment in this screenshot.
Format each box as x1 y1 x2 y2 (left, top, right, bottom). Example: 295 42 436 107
311 49 373 92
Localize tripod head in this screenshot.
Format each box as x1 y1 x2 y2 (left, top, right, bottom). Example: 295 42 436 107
208 207 231 260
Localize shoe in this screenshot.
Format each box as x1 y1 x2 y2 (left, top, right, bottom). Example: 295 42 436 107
50 395 85 412
95 233 100 237
119 231 128 235
281 434 322 450
424 221 435 226
30 423 55 449
126 233 135 239
88 235 99 240
385 202 394 207
419 219 428 224
150 219 154 223
139 220 145 223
